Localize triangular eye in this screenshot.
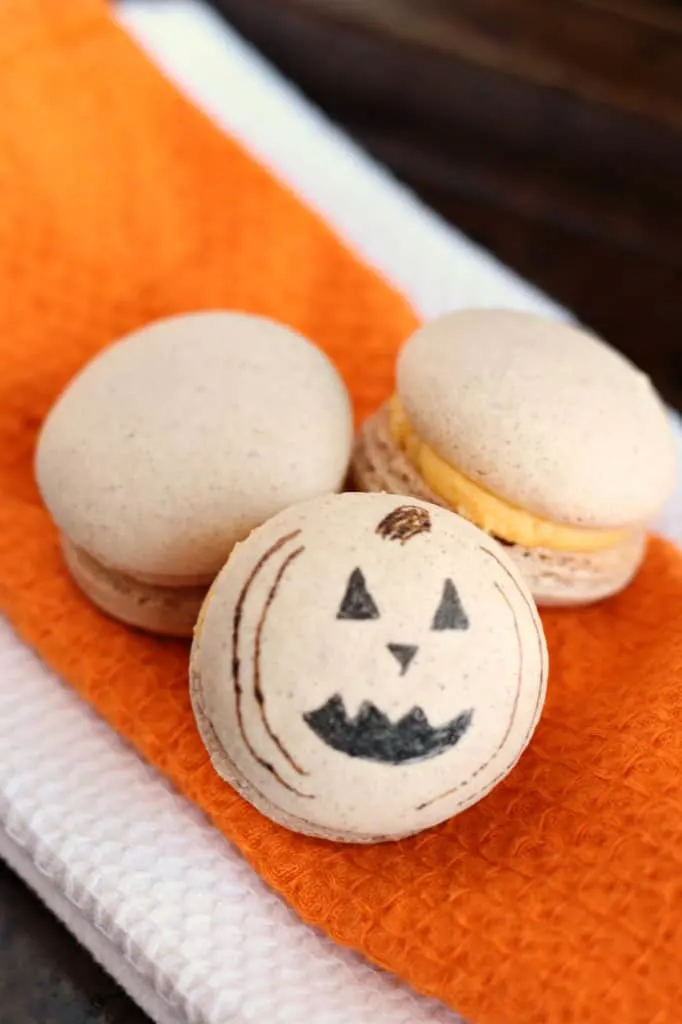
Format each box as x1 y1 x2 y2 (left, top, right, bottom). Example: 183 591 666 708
431 579 469 630
337 568 380 620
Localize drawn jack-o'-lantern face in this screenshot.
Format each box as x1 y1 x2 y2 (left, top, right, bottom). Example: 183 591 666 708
191 494 547 843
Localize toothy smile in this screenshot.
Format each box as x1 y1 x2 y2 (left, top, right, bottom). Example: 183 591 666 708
303 694 473 765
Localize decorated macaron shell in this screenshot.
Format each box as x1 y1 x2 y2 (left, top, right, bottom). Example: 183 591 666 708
35 311 353 635
190 492 548 843
352 308 676 606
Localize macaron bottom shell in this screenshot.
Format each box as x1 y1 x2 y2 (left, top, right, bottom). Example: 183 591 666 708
509 532 647 606
62 537 207 637
351 404 647 607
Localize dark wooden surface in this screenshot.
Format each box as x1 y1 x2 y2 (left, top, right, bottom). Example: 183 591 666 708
2 1 680 1021
213 0 682 408
0 862 148 1024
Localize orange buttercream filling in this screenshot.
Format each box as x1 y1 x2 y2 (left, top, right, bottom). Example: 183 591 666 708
388 397 629 552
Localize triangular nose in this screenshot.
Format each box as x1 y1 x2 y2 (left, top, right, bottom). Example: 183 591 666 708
387 643 418 675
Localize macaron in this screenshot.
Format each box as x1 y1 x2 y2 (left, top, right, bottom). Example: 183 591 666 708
352 309 676 606
35 311 353 635
190 492 548 843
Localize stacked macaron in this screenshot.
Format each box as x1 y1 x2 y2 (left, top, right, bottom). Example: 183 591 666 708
35 311 353 635
352 309 676 606
35 306 676 842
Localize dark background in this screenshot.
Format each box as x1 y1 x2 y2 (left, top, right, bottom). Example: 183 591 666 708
2 0 680 1020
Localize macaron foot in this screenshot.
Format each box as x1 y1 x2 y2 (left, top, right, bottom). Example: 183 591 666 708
61 537 208 637
507 532 647 607
352 405 647 606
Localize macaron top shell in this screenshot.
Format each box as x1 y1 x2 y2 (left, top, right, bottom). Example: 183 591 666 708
192 492 547 841
35 312 353 581
397 309 676 529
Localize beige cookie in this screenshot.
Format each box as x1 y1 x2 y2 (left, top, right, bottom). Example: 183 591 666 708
352 308 676 605
190 492 548 843
35 311 353 635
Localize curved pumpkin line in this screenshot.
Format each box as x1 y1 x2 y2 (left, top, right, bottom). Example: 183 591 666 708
231 529 313 799
253 544 307 776
416 574 525 811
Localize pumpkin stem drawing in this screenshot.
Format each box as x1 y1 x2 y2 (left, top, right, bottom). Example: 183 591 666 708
376 505 431 544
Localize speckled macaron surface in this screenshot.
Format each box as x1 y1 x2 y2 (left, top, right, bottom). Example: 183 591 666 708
397 309 676 528
190 492 548 843
35 311 353 585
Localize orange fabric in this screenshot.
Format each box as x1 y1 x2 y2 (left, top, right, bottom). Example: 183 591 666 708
0 4 680 1022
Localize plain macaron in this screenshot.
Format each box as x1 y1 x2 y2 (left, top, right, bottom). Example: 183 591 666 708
190 492 548 843
352 308 676 606
35 311 353 635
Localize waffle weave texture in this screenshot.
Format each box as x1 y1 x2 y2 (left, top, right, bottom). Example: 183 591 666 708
0 3 681 1023
0 616 461 1024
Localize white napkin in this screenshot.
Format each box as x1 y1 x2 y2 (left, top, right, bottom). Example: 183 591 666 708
1 2 679 1023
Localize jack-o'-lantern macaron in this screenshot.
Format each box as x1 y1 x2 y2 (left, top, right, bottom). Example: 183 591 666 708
35 311 352 636
352 309 676 606
190 492 547 843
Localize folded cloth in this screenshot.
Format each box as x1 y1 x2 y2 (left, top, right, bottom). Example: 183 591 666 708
0 3 680 1024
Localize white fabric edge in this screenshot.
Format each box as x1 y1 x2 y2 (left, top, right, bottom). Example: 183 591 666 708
0 830 186 1024
0 628 460 1024
0 2 679 1024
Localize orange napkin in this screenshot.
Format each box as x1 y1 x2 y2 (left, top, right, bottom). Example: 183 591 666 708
0 4 681 1023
